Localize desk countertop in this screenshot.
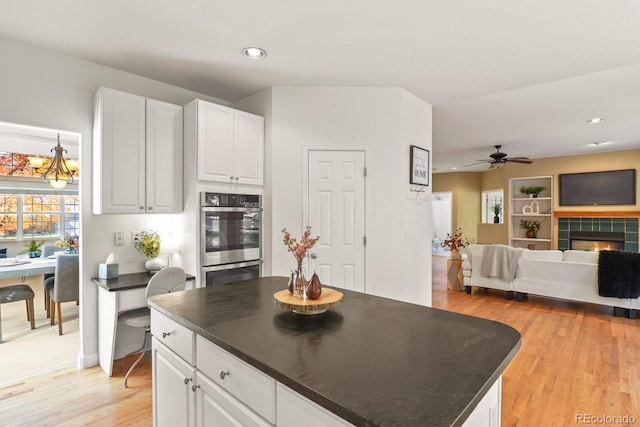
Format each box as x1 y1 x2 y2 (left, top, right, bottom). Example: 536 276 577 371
92 271 195 292
148 276 521 426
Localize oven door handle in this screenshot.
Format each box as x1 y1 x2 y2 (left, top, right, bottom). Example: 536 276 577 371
201 260 263 272
201 207 262 213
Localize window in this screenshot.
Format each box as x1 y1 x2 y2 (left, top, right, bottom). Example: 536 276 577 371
0 193 79 240
481 189 504 224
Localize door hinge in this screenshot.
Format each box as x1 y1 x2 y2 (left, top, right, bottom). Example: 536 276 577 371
363 236 367 246
363 167 367 177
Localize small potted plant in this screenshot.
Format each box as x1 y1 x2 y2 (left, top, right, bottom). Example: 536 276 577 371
519 185 547 198
492 203 502 223
519 219 541 238
19 239 46 258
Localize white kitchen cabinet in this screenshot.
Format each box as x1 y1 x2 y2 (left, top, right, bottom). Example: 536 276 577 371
93 87 183 214
186 99 264 185
196 372 272 427
277 383 353 427
152 337 196 427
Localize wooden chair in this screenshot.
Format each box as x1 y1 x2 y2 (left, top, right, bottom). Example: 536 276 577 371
46 254 79 335
0 284 36 343
118 267 186 387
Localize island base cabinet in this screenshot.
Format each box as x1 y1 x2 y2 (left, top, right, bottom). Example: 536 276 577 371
196 372 272 427
462 376 501 427
277 383 354 427
152 338 196 427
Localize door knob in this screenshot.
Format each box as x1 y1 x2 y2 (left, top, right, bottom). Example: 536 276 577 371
310 253 318 259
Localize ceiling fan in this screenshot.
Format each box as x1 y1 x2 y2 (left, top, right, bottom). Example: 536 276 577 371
466 145 533 169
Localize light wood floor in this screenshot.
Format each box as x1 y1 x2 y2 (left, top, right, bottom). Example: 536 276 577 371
2 256 639 426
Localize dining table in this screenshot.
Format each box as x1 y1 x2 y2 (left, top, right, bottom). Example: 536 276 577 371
0 257 57 280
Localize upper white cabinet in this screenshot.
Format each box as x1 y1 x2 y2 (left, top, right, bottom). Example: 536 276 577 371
184 99 264 186
93 87 183 214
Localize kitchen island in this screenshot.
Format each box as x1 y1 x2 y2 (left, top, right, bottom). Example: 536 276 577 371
148 276 520 426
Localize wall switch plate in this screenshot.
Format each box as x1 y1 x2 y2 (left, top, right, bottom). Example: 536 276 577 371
114 232 125 246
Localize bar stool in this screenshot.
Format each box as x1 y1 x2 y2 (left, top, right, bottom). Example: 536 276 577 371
0 284 36 343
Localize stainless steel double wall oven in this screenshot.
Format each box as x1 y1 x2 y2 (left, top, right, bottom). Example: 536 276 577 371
200 192 262 286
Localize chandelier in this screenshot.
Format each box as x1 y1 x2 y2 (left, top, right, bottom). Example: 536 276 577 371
28 133 79 189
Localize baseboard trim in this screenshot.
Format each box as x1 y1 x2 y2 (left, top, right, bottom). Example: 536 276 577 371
77 352 99 369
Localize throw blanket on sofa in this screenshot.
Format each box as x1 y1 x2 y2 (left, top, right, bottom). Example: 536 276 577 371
481 245 524 281
598 250 640 298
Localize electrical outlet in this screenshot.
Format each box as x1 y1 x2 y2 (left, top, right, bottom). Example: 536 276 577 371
132 231 141 243
114 232 125 246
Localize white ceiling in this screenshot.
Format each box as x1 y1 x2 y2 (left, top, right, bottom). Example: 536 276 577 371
1 0 640 171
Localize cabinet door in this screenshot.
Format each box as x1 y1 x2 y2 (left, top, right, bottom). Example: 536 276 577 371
277 383 352 427
234 110 264 185
152 338 196 427
197 101 235 183
196 372 271 427
146 99 183 213
94 87 146 213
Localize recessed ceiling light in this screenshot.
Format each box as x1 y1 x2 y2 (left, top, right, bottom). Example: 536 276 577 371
242 47 267 60
591 141 609 146
587 118 605 124
451 167 457 170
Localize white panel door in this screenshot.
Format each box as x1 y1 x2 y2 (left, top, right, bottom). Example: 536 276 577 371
308 150 366 292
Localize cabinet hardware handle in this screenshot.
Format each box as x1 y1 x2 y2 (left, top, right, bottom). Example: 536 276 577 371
162 332 171 338
191 384 200 392
235 177 239 182
229 176 234 181
219 370 230 379
148 206 153 210
184 377 192 385
139 206 144 210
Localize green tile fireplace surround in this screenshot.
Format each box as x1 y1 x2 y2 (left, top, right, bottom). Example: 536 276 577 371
558 217 639 252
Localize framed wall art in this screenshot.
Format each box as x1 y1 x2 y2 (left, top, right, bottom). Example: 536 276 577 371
410 145 430 186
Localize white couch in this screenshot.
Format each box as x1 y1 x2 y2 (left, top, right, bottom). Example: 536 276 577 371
464 244 635 316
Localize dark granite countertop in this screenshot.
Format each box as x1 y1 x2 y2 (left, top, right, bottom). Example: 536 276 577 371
148 277 521 427
92 272 195 292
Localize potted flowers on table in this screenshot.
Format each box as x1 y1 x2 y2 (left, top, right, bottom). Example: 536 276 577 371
441 228 473 260
134 230 164 272
55 233 79 253
282 226 319 298
519 220 541 238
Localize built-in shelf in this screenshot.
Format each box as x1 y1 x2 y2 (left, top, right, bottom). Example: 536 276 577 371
509 176 554 249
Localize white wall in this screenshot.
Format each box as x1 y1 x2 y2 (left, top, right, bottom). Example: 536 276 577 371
0 37 228 368
240 87 433 305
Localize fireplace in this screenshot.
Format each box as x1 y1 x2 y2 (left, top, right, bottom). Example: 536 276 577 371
570 231 625 252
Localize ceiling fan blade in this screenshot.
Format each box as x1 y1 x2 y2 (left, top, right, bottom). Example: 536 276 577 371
463 160 491 167
504 158 533 164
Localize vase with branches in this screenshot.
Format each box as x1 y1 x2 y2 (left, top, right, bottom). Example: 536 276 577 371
282 226 320 298
441 228 473 260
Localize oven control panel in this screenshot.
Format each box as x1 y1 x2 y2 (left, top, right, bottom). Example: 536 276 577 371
201 192 261 208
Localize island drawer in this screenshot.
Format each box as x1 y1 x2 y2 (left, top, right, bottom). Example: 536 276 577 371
151 309 195 365
196 335 276 424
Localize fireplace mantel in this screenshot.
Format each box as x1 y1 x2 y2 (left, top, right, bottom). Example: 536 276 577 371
554 210 640 218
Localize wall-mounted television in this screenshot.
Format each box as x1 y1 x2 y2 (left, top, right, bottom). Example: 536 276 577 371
559 169 636 206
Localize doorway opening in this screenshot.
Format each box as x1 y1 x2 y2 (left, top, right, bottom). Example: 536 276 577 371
0 121 81 386
432 192 452 256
